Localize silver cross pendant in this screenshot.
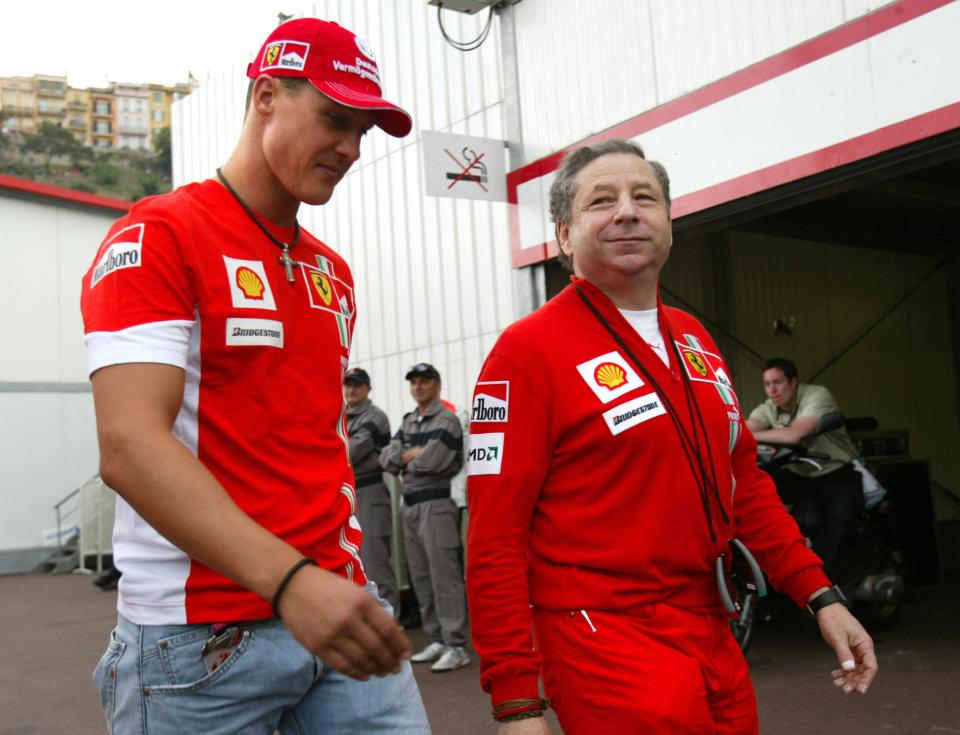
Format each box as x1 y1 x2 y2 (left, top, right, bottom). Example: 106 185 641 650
279 246 296 283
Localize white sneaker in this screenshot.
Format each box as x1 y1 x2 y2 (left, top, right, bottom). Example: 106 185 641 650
431 645 470 672
410 641 446 663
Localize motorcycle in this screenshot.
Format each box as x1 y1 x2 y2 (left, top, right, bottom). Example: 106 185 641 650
728 412 906 653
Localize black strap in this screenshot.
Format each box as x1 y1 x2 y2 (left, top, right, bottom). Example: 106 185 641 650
216 168 300 255
403 487 451 506
271 558 316 619
355 473 385 489
806 585 848 616
574 285 727 541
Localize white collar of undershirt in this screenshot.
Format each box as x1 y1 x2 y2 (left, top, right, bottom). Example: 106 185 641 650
618 307 670 367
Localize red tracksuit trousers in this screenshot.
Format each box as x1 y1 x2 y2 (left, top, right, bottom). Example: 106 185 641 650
533 602 759 735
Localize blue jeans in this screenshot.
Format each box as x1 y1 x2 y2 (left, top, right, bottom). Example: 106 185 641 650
92 582 430 734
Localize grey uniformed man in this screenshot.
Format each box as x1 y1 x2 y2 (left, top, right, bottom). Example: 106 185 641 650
344 367 399 613
380 363 470 672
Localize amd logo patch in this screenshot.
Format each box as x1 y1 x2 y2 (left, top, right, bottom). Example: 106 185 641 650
467 433 504 476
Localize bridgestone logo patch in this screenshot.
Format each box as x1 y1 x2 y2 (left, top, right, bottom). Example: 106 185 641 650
225 318 284 348
90 224 144 288
602 393 666 436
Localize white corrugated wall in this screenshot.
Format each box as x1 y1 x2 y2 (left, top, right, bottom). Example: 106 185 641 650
0 195 114 553
512 0 895 161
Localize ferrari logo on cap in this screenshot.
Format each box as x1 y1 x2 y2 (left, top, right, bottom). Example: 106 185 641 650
684 350 708 377
265 44 281 67
260 40 310 72
310 272 333 306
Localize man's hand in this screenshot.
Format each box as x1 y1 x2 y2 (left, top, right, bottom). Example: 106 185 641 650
816 603 878 694
498 718 554 735
279 565 412 680
401 446 423 465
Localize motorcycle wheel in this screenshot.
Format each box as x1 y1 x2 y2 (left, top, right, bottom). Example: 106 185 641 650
859 595 902 627
729 594 758 655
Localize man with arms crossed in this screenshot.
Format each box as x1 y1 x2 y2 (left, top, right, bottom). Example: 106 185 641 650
82 18 429 734
466 139 876 734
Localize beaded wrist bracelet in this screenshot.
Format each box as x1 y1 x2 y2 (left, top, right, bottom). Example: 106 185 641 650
492 698 550 722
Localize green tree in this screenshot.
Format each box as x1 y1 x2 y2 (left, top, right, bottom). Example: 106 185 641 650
92 159 121 186
152 126 172 179
137 171 163 198
21 121 80 175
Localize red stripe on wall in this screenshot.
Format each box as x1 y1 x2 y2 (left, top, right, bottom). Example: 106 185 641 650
507 0 957 267
0 174 132 213
672 101 960 218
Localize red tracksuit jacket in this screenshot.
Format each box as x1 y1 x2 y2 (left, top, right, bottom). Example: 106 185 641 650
465 277 830 706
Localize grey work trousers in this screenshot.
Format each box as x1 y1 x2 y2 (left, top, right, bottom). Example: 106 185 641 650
401 497 469 647
357 481 400 613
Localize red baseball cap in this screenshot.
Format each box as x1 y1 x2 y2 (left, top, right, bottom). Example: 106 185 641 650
247 18 412 138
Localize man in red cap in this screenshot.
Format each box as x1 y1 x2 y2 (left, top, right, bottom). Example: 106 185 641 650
83 17 430 734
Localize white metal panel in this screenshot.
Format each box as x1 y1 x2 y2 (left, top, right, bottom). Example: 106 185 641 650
512 0 896 160
511 2 960 254
0 392 100 552
1 196 116 382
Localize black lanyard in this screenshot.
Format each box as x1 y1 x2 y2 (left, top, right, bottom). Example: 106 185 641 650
575 285 729 543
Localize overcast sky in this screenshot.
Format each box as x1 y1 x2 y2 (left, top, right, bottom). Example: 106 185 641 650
1 1 302 88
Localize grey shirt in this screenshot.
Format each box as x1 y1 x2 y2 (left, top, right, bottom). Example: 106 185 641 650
346 398 391 481
749 383 858 477
380 397 463 494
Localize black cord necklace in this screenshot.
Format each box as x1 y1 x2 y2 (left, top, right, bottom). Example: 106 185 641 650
216 167 300 283
575 285 728 541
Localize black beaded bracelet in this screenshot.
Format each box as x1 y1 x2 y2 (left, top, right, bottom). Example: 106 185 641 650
497 709 546 723
271 558 317 619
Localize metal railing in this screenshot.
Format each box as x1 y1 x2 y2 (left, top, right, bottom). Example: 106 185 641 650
52 476 115 574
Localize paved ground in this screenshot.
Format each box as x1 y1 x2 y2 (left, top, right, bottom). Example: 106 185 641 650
2 571 959 735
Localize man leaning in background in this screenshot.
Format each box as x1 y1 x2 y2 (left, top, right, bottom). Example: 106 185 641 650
747 357 864 576
81 17 429 734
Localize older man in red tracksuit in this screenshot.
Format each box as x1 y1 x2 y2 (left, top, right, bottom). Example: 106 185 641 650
465 139 877 735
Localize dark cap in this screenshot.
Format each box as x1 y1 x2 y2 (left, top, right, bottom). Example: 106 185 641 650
343 367 371 385
405 362 440 381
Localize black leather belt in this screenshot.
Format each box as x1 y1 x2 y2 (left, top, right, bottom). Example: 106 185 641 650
355 473 384 489
403 487 451 506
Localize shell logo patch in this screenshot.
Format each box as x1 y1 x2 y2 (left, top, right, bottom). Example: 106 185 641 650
683 349 708 377
236 267 265 300
594 362 627 390
576 351 644 404
223 256 276 310
310 272 333 306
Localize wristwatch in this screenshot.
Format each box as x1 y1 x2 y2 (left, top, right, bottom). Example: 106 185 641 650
806 585 848 617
